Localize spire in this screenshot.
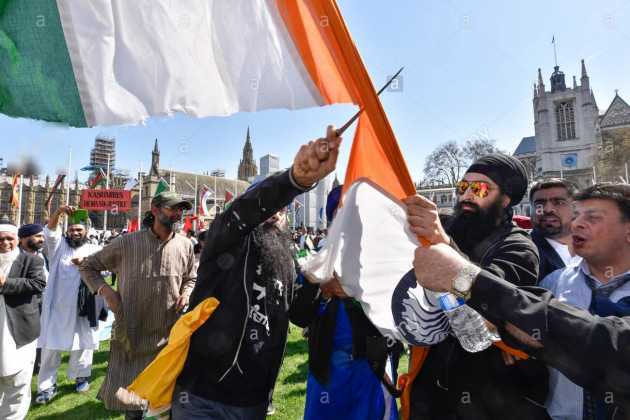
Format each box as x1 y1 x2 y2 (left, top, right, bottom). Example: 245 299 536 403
149 138 160 177
573 75 577 89
533 83 538 98
238 126 257 181
537 68 545 96
581 59 588 78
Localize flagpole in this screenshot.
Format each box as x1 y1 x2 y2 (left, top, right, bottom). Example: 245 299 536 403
16 175 23 226
214 174 217 214
104 153 110 231
64 148 72 233
138 162 143 228
193 174 198 232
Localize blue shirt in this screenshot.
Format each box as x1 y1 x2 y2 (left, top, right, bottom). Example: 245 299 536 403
540 259 630 419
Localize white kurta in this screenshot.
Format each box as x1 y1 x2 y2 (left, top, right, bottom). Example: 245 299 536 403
38 227 102 351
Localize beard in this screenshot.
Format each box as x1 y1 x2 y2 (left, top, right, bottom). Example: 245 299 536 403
26 238 44 251
0 248 19 273
253 223 295 311
65 234 89 249
157 210 179 232
448 197 506 253
535 216 565 238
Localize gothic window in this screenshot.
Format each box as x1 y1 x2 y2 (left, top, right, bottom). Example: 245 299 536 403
556 101 576 140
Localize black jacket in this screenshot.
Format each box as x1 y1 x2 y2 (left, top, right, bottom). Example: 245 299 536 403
468 270 630 416
411 219 550 420
177 169 319 403
1 252 46 347
530 228 566 282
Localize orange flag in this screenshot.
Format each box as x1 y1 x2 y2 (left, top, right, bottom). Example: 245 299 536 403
10 174 20 209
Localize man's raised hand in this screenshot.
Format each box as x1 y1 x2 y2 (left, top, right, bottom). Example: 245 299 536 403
292 125 341 188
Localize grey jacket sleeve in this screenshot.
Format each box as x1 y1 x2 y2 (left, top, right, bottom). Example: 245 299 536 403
0 256 46 296
467 269 630 402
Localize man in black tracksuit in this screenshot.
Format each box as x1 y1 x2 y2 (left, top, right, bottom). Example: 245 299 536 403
173 127 341 419
404 154 549 419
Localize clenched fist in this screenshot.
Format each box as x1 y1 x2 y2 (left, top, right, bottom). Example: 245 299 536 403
292 125 341 188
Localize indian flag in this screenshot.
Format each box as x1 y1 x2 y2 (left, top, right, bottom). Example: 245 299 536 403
2 0 378 127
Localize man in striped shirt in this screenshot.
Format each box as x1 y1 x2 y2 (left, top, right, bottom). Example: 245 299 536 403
80 192 196 420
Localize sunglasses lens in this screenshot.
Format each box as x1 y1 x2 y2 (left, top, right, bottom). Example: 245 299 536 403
456 181 468 195
473 182 490 198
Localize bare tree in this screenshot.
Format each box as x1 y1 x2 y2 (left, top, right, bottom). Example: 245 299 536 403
463 137 505 162
422 138 506 187
423 141 467 186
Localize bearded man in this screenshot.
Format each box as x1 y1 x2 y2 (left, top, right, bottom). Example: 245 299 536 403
404 154 548 419
36 206 102 404
80 191 197 420
172 126 340 420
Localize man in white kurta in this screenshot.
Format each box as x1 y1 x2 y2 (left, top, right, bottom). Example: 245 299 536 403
36 206 102 404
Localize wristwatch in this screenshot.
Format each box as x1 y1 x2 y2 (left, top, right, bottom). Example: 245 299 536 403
451 264 481 301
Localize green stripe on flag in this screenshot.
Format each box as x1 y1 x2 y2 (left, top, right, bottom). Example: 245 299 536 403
0 0 86 126
154 179 170 196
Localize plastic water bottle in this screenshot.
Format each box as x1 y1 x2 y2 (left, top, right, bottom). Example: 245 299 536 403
438 293 494 353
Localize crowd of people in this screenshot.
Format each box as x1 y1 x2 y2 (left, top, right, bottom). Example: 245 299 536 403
0 126 629 420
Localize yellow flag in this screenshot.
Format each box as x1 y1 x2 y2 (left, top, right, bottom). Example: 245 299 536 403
123 297 220 414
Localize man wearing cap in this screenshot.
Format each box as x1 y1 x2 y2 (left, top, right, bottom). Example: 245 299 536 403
36 206 102 404
79 191 196 419
0 220 45 419
18 223 48 376
18 224 48 280
403 154 548 419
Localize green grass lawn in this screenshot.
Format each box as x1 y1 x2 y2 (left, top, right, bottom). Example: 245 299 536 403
27 326 408 419
27 326 309 419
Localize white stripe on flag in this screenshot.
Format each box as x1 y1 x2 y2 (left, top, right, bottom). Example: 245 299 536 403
57 0 324 126
303 179 447 345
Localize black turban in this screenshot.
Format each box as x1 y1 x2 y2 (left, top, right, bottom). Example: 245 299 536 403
18 223 43 239
466 153 528 205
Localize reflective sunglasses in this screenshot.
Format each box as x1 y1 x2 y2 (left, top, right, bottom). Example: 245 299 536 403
456 180 493 198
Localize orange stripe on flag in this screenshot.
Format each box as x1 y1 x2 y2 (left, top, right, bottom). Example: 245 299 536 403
277 0 415 200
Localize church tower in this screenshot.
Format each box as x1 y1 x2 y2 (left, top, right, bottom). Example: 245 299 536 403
532 59 599 186
237 127 258 181
149 138 160 178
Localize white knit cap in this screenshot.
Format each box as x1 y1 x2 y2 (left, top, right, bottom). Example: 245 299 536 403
0 223 18 235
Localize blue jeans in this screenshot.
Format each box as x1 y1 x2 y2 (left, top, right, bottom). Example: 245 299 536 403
171 388 267 420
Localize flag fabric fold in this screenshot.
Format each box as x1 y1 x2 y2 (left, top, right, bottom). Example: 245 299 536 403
116 297 220 416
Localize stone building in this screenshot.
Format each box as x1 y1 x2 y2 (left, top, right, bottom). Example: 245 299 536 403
133 139 249 229
596 93 630 182
0 175 82 225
